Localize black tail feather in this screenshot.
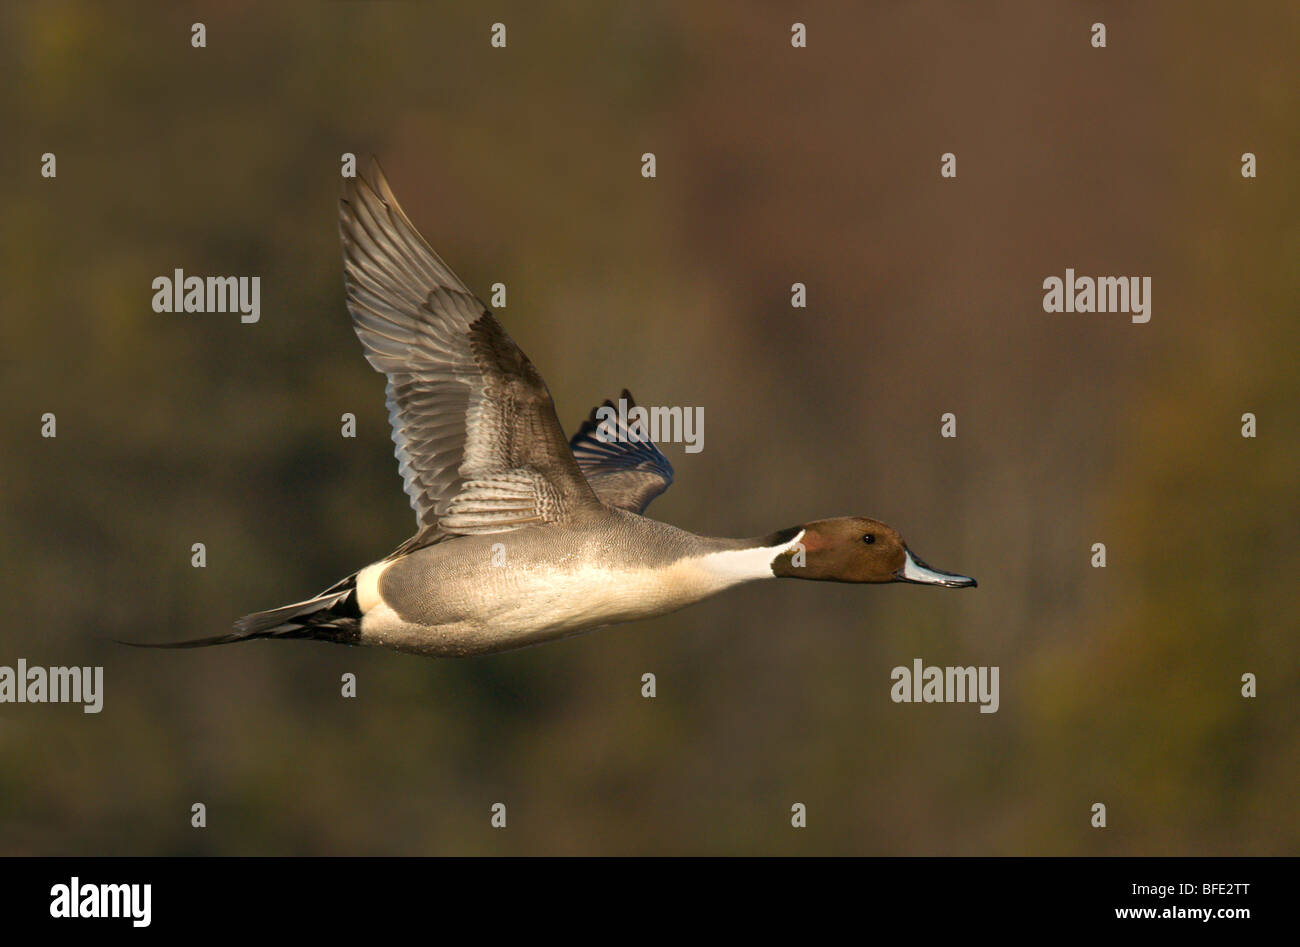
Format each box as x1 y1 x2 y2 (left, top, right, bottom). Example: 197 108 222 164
114 632 263 650
118 575 362 650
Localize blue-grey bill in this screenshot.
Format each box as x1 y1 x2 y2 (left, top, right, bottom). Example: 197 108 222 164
897 548 977 588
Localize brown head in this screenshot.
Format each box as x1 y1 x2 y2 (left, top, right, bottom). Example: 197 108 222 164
771 517 976 587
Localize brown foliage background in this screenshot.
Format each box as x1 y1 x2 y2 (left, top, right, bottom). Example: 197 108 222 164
1 1 1295 854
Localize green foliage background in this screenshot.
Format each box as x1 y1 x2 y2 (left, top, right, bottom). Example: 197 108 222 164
1 2 1294 854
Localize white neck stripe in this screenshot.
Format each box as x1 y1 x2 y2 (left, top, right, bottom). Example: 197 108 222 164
693 529 806 585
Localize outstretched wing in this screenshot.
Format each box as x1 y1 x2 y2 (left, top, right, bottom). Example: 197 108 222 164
338 160 600 550
569 390 674 515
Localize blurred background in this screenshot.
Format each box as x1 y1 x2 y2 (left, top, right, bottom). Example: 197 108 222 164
1 1 1295 855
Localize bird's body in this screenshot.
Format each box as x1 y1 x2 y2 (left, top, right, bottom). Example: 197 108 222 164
132 160 975 658
354 511 803 656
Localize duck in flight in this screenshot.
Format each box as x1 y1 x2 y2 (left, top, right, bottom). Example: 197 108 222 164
145 161 975 657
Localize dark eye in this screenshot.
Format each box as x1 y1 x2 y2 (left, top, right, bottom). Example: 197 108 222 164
862 534 875 545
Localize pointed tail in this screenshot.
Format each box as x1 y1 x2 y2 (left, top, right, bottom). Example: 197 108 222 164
118 575 362 650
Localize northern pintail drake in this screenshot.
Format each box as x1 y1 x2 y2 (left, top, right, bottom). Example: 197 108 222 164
146 161 975 657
